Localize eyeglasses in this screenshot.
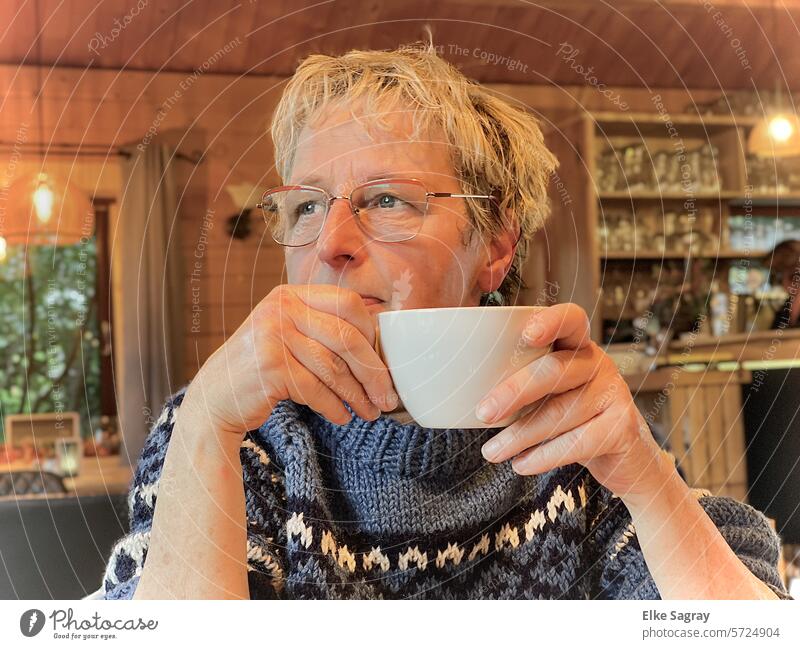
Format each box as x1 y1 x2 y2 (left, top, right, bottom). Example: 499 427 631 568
257 177 498 247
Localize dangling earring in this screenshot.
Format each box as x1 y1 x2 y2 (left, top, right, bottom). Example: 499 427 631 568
481 290 504 306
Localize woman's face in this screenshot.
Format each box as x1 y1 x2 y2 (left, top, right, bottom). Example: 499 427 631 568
283 103 511 317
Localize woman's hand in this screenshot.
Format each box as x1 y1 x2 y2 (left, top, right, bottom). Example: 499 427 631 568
143 283 400 599
186 284 399 441
477 302 666 502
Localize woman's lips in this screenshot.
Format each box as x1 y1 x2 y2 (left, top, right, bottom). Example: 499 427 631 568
360 296 383 306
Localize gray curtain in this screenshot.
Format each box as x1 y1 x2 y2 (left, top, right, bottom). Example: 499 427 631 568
116 143 184 466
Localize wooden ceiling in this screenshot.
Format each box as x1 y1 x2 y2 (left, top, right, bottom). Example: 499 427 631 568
1 0 799 90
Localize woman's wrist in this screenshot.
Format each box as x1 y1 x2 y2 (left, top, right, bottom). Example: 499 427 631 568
618 448 681 515
619 452 778 599
180 379 250 449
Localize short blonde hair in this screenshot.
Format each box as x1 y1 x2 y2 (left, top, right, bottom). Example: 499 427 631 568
270 39 558 304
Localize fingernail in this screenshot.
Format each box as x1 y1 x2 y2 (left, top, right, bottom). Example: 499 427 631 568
476 397 498 423
380 391 399 410
523 320 544 342
481 435 503 460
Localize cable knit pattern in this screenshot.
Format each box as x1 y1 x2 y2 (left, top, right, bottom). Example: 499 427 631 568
101 386 793 600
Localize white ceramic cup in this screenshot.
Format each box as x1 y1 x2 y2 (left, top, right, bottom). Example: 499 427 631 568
376 306 552 429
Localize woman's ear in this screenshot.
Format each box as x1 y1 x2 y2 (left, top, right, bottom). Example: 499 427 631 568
477 207 519 293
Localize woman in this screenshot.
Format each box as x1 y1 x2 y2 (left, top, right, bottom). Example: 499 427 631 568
765 240 800 330
101 41 791 600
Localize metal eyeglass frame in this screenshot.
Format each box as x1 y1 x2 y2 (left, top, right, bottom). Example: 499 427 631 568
256 177 500 247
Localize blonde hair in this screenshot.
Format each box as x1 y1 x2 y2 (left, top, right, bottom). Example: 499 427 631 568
270 38 558 304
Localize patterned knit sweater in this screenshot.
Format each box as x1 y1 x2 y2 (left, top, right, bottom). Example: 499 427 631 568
101 386 793 600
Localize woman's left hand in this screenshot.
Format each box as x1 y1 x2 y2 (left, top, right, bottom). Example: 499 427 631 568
477 302 668 502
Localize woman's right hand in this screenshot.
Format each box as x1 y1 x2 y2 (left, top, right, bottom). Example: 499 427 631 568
183 284 399 441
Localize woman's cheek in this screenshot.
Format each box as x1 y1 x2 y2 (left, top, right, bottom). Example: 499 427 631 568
284 250 313 284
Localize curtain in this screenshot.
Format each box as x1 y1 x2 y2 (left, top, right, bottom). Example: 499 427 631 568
115 143 184 466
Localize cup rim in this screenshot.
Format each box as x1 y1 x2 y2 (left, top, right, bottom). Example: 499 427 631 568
378 305 541 319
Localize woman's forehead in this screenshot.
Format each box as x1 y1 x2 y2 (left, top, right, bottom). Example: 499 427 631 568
290 106 454 187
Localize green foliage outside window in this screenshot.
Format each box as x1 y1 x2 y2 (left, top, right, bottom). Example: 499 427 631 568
0 240 101 443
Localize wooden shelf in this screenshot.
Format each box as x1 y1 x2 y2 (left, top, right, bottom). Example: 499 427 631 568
600 249 767 260
592 111 760 127
598 191 742 201
591 111 760 137
731 195 800 207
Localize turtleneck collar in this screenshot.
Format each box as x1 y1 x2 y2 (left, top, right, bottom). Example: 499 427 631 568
265 400 506 480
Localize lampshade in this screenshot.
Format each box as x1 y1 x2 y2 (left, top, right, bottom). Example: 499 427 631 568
1 172 94 246
747 112 800 158
224 182 262 210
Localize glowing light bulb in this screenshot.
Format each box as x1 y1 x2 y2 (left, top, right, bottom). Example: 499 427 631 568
0 236 6 262
767 115 794 143
32 176 54 224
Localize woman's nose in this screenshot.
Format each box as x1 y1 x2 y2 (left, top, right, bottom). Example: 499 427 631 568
314 197 367 267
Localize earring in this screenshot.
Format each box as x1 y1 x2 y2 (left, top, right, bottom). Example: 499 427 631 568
481 290 504 306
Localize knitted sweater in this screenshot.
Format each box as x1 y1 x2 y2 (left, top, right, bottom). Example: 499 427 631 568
101 386 793 600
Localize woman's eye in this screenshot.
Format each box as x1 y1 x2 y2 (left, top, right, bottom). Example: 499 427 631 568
295 201 320 217
374 194 402 208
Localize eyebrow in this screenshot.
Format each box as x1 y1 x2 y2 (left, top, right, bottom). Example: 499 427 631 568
293 171 412 189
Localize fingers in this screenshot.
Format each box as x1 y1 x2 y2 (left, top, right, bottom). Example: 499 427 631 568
288 307 399 412
283 352 353 425
521 302 592 351
508 418 595 476
508 407 623 476
481 374 616 463
477 344 603 425
285 329 382 421
289 284 377 346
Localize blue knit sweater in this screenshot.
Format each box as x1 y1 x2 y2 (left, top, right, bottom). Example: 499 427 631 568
101 386 793 599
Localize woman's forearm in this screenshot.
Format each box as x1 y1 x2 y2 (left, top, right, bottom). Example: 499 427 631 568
622 452 779 600
133 396 250 599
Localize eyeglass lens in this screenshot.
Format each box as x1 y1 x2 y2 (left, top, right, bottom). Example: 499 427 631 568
262 181 429 246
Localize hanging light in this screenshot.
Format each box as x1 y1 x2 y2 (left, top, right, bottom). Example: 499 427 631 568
748 112 800 158
0 0 95 248
32 172 55 223
0 236 7 263
748 79 800 158
768 115 795 142
748 0 800 158
1 171 94 246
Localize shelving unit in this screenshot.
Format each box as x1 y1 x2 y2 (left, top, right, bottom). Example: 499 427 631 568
599 250 767 261
537 110 800 342
598 191 743 201
527 111 800 502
